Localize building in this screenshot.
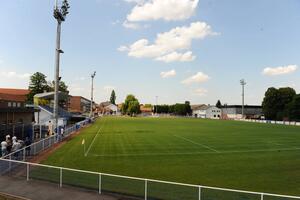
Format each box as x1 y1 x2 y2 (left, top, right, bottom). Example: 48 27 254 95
140 105 153 116
68 96 92 114
98 102 120 115
0 88 34 140
221 105 262 119
0 88 34 124
192 104 221 119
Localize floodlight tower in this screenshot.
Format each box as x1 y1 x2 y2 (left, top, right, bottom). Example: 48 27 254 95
240 79 246 119
90 71 96 118
53 0 70 132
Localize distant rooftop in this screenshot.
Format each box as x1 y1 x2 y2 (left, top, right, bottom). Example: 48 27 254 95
0 88 29 96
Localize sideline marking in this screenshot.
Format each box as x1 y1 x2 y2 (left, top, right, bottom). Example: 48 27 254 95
85 118 106 157
174 135 219 153
90 147 300 157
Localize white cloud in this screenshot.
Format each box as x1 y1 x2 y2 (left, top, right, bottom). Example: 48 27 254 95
127 0 199 22
193 88 208 96
156 51 195 63
262 65 298 76
0 71 31 79
118 46 129 52
124 0 144 4
119 21 217 62
182 72 210 85
122 20 141 29
160 69 176 78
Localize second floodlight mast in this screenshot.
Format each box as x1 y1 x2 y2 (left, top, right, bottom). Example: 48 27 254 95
240 79 246 119
53 0 70 133
90 72 96 118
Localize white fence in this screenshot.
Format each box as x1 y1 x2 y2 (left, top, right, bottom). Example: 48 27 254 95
0 159 299 200
236 119 300 126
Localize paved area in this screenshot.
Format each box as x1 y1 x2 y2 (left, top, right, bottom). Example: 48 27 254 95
0 176 118 200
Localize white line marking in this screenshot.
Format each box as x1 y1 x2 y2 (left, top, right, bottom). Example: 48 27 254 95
85 118 106 157
90 147 300 157
267 141 283 146
174 135 219 153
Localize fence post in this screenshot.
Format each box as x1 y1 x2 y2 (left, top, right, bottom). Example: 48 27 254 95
40 124 42 139
60 168 63 188
199 186 201 200
145 179 148 200
23 149 26 161
42 139 45 151
261 193 264 200
99 173 102 194
34 143 36 155
26 163 29 181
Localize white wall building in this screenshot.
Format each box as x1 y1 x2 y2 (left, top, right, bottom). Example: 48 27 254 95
192 105 221 119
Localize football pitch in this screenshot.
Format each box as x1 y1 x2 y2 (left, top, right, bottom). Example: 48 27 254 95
43 117 300 196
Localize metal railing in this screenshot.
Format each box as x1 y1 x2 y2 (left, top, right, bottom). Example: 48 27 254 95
1 119 90 160
0 158 299 200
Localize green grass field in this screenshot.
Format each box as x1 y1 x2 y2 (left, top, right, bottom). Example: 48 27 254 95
42 117 300 197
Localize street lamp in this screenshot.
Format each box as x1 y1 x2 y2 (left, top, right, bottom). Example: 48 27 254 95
90 71 96 118
240 79 246 119
53 0 70 133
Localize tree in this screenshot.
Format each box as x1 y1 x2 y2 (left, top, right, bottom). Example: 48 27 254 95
262 87 296 120
184 101 192 116
27 72 50 103
110 90 116 105
216 100 222 108
127 100 140 116
48 80 69 93
285 94 300 121
173 104 185 115
121 94 141 116
277 87 296 119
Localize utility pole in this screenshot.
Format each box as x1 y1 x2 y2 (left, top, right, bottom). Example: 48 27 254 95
240 79 246 119
53 0 70 133
90 71 96 118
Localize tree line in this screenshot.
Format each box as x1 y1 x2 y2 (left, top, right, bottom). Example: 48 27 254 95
262 87 300 121
153 101 192 116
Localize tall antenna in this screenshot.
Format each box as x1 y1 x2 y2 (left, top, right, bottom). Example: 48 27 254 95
240 79 246 119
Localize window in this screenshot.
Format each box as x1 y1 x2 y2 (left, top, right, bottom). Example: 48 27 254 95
8 102 12 107
13 102 16 107
17 102 21 107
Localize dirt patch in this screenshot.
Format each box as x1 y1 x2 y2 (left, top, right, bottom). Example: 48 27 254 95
29 124 91 164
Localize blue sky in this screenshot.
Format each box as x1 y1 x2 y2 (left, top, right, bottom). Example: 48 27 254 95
0 0 299 105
